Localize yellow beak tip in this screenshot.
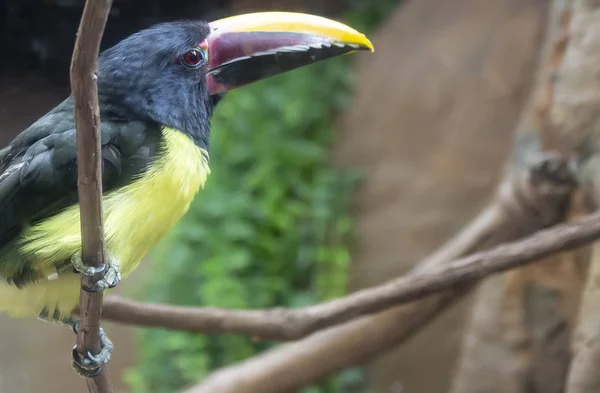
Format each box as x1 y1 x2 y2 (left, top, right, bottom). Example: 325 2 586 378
357 37 375 53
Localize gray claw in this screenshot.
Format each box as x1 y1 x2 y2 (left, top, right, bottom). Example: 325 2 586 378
71 328 114 378
71 253 106 276
71 253 121 292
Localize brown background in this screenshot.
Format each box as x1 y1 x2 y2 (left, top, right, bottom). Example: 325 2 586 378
0 0 549 392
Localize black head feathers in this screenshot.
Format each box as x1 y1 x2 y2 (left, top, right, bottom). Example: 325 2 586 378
97 20 213 149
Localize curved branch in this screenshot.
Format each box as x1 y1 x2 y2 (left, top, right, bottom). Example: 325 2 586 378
103 206 600 342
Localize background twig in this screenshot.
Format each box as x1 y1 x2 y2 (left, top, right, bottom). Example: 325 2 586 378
100 209 600 341
70 0 113 391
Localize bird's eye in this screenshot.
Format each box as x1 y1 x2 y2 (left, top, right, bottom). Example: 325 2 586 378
181 48 206 69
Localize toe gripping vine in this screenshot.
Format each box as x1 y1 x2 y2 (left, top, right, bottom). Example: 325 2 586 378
69 253 120 376
71 253 121 292
71 321 114 378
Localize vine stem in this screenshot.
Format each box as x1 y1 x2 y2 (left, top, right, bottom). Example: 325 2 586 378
70 0 114 391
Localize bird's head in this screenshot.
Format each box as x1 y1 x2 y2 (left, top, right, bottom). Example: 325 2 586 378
97 12 374 148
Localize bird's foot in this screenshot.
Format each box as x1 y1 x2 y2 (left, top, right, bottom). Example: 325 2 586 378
71 253 121 292
71 322 114 378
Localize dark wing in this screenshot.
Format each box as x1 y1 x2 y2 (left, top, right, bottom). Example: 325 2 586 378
0 98 162 246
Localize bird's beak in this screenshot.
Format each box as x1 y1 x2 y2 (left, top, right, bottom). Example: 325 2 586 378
205 11 374 95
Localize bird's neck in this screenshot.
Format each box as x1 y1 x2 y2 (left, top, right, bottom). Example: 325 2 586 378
97 74 214 153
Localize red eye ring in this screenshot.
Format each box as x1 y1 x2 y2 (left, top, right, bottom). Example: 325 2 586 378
181 48 206 69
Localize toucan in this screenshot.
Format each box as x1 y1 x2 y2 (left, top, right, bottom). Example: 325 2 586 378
0 11 373 375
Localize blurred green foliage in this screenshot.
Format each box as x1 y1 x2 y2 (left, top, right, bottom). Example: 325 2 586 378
125 2 396 393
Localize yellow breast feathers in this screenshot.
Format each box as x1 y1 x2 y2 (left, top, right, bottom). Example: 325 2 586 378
20 127 210 277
